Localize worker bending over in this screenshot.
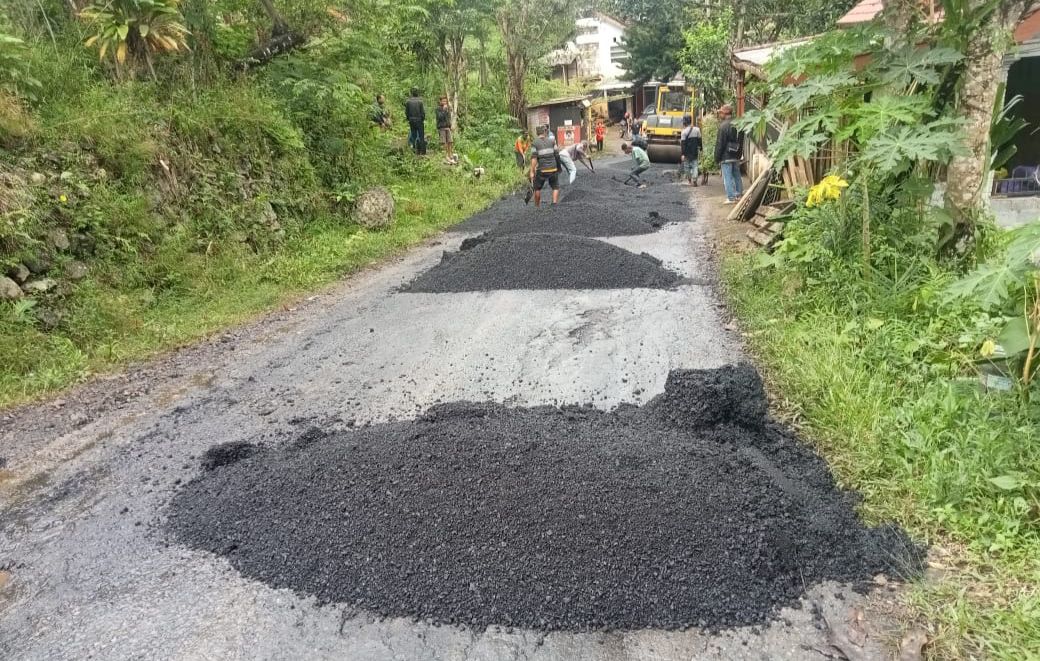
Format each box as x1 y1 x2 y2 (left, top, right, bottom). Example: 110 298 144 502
559 141 595 185
621 142 650 187
528 126 561 207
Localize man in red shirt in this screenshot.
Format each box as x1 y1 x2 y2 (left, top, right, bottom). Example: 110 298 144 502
594 120 606 152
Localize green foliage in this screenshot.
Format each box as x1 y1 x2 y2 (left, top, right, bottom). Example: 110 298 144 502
743 25 965 172
0 32 42 99
80 0 190 80
991 93 1030 171
724 253 1040 659
679 9 732 110
948 222 1040 393
619 4 684 84
0 0 522 406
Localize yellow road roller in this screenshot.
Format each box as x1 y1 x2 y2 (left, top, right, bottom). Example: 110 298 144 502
643 78 695 163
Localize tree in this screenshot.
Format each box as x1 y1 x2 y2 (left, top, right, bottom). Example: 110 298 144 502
420 0 493 130
617 1 686 85
679 9 733 109
939 0 1039 257
495 0 576 126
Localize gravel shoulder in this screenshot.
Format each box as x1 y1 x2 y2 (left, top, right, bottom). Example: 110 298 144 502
1 162 901 660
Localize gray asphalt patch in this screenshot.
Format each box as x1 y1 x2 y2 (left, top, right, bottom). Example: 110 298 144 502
167 364 921 633
403 233 682 293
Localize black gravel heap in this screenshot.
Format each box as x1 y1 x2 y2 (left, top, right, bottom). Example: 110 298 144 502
479 210 666 240
167 364 921 632
403 233 681 293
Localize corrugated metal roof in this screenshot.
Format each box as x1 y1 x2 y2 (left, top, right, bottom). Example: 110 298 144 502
732 37 816 67
527 95 590 109
836 0 883 26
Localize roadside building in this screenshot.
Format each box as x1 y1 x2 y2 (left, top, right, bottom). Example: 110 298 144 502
729 1 1040 227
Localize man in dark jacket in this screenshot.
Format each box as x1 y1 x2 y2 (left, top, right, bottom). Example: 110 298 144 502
404 88 426 153
714 104 744 203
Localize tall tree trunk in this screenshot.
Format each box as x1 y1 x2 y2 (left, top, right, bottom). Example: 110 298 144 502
497 11 529 128
505 50 528 128
258 0 290 35
443 33 466 132
941 0 1033 257
478 34 488 87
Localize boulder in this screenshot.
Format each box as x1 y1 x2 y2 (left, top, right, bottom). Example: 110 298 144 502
46 229 71 252
36 307 63 330
30 172 46 185
354 187 395 229
65 261 89 281
8 263 30 284
0 276 23 300
24 256 51 275
23 278 57 294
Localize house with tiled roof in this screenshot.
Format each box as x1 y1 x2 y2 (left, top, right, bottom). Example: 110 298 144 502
730 0 1040 226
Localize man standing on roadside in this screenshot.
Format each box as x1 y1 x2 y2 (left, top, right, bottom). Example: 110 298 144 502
595 119 605 152
621 141 650 187
714 104 744 203
436 96 455 163
680 114 702 186
405 87 426 154
528 125 561 207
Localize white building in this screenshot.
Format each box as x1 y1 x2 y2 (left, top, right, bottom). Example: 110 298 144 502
545 13 633 121
548 13 628 86
574 13 629 86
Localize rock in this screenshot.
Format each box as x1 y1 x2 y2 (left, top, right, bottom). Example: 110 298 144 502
23 278 57 294
8 263 30 283
70 233 96 257
46 229 70 252
24 256 51 275
354 187 396 229
260 201 278 225
0 276 23 300
65 261 89 281
36 307 63 330
30 172 46 185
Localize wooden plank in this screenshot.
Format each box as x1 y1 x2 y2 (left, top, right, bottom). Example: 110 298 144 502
780 166 795 198
727 165 773 222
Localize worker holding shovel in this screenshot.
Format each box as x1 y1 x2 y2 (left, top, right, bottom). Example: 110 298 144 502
559 140 595 185
620 142 650 187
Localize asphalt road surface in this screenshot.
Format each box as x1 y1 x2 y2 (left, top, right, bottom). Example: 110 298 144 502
0 161 891 660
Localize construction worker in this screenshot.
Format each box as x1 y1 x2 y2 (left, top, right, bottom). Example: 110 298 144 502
528 125 561 207
680 115 702 186
621 142 650 187
514 132 530 169
559 140 595 185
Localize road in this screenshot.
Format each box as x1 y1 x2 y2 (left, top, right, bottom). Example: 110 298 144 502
0 160 889 660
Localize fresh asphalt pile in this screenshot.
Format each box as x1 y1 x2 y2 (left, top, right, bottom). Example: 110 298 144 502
403 233 681 293
167 364 921 632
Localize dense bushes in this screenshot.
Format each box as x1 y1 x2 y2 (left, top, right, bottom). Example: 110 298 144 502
0 4 521 404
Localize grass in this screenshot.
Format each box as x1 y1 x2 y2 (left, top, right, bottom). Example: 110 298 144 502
722 255 1040 659
0 166 519 407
